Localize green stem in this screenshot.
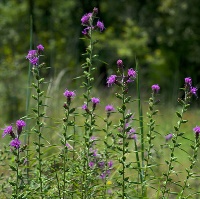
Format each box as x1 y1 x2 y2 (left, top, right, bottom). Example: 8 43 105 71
179 137 199 198
136 61 144 191
161 103 188 198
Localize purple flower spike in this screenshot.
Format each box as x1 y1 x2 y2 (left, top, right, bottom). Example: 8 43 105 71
91 97 100 105
37 44 44 51
152 84 160 93
10 138 21 149
165 133 173 141
107 75 117 87
105 105 114 112
96 20 105 32
117 59 123 67
2 126 13 138
185 77 192 86
193 126 200 139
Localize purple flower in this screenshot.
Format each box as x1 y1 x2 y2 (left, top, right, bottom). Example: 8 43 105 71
131 134 137 141
26 50 37 60
93 7 98 14
100 172 106 179
107 75 117 87
30 57 39 65
91 97 100 105
152 84 160 93
37 44 44 52
128 68 137 78
107 160 113 168
82 27 90 35
190 87 198 96
10 138 21 149
89 161 95 168
165 133 173 141
2 126 13 138
117 59 123 67
193 126 200 139
63 90 76 99
105 105 114 112
81 13 92 24
16 120 26 135
185 77 192 87
82 104 88 110
96 20 105 32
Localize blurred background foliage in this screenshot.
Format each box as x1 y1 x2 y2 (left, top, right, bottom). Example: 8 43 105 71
0 0 200 124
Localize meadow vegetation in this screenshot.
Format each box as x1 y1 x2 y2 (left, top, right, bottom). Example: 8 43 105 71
0 7 200 199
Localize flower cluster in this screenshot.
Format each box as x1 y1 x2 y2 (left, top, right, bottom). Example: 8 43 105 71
26 44 44 66
107 59 137 87
185 77 198 97
2 119 26 149
81 7 105 36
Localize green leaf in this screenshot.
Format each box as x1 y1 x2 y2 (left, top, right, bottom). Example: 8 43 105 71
176 111 182 118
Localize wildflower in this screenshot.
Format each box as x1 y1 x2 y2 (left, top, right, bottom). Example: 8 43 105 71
107 160 113 168
16 120 26 135
100 172 106 179
91 97 100 106
185 77 192 87
37 44 44 52
81 13 92 24
30 57 39 65
152 84 160 93
82 27 90 35
96 20 105 32
128 68 137 78
2 126 13 138
89 161 95 168
117 59 123 68
105 105 114 112
165 133 173 141
93 7 98 14
107 75 117 87
193 126 200 139
10 138 21 149
63 90 76 99
127 68 137 82
26 50 37 60
107 181 112 185
190 87 198 96
82 104 88 110
63 89 75 104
